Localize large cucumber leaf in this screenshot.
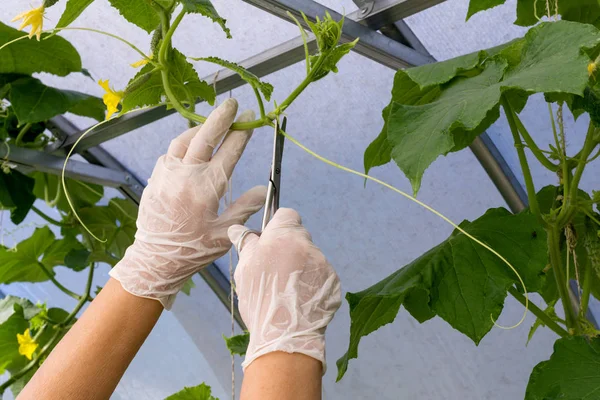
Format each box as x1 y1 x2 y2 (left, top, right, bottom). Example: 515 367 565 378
7 77 104 124
0 227 85 283
0 22 81 76
371 21 600 195
525 336 600 399
336 208 548 380
466 0 600 26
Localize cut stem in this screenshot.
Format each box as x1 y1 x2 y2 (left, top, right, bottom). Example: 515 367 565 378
580 257 592 319
508 286 568 337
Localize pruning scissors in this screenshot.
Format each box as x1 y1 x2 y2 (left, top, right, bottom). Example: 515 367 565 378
261 117 286 231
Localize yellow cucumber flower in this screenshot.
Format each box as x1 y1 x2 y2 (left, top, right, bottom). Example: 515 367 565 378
11 6 45 41
131 54 153 68
98 80 124 120
17 329 38 360
589 62 597 77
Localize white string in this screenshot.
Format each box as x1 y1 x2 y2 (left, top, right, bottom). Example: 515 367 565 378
227 89 235 400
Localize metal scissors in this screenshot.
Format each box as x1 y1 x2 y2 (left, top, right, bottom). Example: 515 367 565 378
261 117 286 231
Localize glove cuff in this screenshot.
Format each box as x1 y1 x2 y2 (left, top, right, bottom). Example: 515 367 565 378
242 333 327 375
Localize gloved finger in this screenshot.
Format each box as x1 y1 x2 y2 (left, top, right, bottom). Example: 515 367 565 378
228 224 260 254
211 110 255 182
182 98 238 164
220 185 267 225
263 208 313 241
166 125 201 159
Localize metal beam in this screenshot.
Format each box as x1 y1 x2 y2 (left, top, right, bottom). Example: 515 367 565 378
241 0 434 69
48 116 145 202
0 145 133 188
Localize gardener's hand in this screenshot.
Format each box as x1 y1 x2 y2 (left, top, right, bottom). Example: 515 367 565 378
110 99 267 309
228 208 342 373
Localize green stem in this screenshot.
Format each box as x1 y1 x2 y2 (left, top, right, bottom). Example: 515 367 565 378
513 112 558 171
569 122 597 206
0 264 95 395
508 286 569 337
548 226 578 333
502 96 541 217
253 87 266 119
36 262 81 300
31 205 69 227
15 123 32 146
580 257 592 319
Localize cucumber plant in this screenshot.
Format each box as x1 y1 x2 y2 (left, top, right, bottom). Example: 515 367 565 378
341 1 600 398
0 0 355 398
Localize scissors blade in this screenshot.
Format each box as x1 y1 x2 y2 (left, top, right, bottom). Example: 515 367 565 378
261 118 286 231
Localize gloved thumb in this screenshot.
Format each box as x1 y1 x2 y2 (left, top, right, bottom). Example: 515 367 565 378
228 224 260 254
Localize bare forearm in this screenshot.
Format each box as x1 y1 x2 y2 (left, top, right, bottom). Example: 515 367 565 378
241 352 322 400
19 278 163 400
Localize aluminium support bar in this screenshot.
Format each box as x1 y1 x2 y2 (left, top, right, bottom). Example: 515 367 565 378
241 0 434 69
0 145 134 188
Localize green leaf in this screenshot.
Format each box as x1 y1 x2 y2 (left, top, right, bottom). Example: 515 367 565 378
79 198 137 259
0 170 35 224
107 0 160 33
336 208 548 380
181 277 196 295
0 227 58 284
122 49 215 112
180 0 231 38
404 51 484 88
0 297 39 325
384 21 600 195
8 77 104 124
164 383 218 400
525 336 600 399
41 235 86 270
0 299 30 373
516 0 600 27
193 57 273 100
466 0 507 20
223 332 249 356
0 22 81 76
388 59 505 195
364 71 440 176
57 0 96 28
64 249 91 271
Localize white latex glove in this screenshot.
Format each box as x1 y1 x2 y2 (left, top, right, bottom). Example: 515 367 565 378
228 208 342 373
110 99 267 309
